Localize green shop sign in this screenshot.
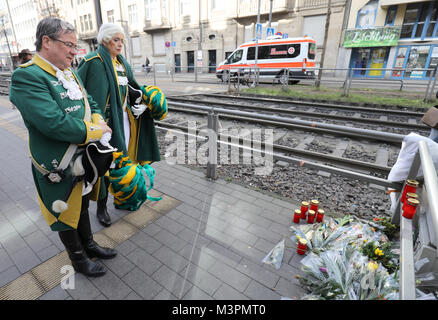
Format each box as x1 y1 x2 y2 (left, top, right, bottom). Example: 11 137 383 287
343 27 401 48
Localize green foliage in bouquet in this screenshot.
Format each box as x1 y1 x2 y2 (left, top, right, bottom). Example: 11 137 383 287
373 217 398 240
297 243 399 300
360 241 399 274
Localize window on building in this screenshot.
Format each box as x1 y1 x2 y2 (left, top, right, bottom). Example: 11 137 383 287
356 0 378 29
427 2 438 37
244 25 253 42
162 0 167 18
145 0 159 20
153 32 165 55
107 10 114 23
385 6 397 26
212 0 224 10
80 15 84 32
405 45 430 78
128 4 137 25
303 15 326 45
401 2 438 39
88 14 93 31
132 37 141 56
180 0 192 16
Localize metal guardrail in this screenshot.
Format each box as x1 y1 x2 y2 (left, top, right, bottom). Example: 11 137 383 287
390 140 438 299
0 73 11 95
138 65 438 102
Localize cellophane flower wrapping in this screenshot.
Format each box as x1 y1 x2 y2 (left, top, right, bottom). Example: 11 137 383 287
291 215 437 300
262 239 285 270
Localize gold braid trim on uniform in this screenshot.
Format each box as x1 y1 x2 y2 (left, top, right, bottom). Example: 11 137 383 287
38 181 83 229
81 121 103 145
91 113 105 124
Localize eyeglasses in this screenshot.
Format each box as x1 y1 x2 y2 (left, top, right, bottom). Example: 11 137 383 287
112 37 126 44
50 37 79 51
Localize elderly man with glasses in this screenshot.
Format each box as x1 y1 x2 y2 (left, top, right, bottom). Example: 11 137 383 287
9 17 117 277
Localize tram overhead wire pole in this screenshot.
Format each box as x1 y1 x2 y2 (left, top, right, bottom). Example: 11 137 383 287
316 0 332 89
254 0 261 86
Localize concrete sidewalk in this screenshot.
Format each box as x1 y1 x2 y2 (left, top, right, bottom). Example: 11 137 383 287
0 94 306 300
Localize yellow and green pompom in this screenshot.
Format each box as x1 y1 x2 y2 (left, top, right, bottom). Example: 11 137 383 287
141 85 168 120
108 153 149 211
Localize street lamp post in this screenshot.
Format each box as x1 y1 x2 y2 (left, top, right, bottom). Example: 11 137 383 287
316 0 332 89
0 16 14 70
268 0 273 28
254 0 261 85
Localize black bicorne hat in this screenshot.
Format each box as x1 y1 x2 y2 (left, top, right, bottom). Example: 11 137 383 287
82 141 117 186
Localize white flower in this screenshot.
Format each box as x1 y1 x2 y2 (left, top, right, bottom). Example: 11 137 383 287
118 76 128 86
56 69 83 100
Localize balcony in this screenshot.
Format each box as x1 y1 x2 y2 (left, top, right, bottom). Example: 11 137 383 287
143 18 172 33
296 0 328 9
295 0 347 10
235 0 290 18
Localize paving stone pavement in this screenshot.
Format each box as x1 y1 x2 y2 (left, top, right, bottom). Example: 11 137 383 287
0 93 308 300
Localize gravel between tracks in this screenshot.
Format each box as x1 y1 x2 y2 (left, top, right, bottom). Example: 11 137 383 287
156 129 393 221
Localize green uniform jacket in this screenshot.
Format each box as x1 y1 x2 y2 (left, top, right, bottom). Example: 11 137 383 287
9 54 105 231
77 47 161 164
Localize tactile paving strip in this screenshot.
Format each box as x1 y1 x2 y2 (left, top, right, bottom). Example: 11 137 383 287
0 272 45 300
0 194 178 300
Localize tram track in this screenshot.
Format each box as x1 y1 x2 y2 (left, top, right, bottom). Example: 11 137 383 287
157 94 426 218
167 95 428 133
161 97 409 177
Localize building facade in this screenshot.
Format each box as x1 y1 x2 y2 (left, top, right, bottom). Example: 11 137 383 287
0 0 353 73
94 0 350 73
340 0 438 80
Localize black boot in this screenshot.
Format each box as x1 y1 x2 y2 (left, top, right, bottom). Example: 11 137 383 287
97 178 111 227
78 198 117 260
58 230 106 277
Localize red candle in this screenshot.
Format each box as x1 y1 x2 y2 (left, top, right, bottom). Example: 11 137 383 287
293 209 301 224
316 209 325 223
400 180 419 204
307 210 316 224
402 198 419 219
300 201 309 219
310 199 319 212
403 193 418 211
297 238 307 255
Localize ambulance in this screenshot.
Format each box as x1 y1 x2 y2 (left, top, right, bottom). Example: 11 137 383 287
216 36 316 84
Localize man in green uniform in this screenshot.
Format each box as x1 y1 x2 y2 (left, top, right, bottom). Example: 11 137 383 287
9 17 117 277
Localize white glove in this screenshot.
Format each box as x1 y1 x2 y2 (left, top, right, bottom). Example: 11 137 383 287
100 132 112 147
131 104 147 118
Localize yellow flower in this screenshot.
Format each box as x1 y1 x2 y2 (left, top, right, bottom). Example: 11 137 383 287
363 239 368 243
374 248 384 256
367 261 378 271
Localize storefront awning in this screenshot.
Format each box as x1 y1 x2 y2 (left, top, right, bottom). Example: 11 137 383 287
380 0 427 7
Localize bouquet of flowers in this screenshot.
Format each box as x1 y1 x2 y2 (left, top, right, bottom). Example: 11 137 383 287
297 243 400 300
360 240 399 274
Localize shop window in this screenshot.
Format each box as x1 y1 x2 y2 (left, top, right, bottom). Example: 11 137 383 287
401 2 438 39
405 45 430 79
356 0 378 29
426 3 438 37
392 47 407 78
385 6 397 26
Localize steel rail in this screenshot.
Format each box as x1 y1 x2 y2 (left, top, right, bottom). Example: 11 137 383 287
168 101 406 144
201 93 425 117
168 105 401 143
155 124 402 190
156 121 392 174
168 97 427 130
